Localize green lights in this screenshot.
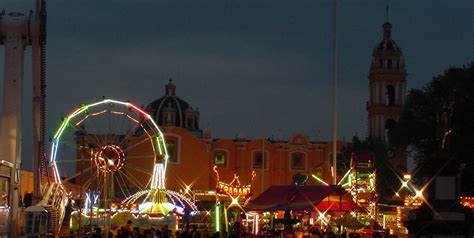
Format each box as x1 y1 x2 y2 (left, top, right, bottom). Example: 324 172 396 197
215 204 220 232
311 174 329 186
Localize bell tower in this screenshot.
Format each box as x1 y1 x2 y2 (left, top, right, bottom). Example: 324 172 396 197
367 21 407 171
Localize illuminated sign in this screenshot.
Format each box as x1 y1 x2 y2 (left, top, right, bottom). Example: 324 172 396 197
213 166 256 198
216 182 252 197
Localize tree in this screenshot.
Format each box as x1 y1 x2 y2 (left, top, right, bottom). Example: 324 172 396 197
389 62 474 196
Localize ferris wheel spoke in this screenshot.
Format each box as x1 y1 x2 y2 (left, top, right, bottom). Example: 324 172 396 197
109 108 126 149
120 168 146 191
68 123 105 149
123 164 152 176
116 123 141 149
117 170 131 196
118 169 143 191
56 159 91 164
82 169 99 191
122 137 152 153
56 138 91 154
114 172 130 198
80 117 108 148
62 166 94 183
105 107 112 146
124 155 155 160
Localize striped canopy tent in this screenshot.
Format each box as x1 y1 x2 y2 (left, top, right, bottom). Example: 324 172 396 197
245 185 363 213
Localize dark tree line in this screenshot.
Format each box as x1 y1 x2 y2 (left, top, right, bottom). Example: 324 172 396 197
389 61 474 196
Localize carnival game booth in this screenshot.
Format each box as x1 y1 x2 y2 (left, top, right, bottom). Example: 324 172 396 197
245 185 364 235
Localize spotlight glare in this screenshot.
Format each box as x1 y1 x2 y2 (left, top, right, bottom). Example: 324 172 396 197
401 181 408 188
415 189 423 198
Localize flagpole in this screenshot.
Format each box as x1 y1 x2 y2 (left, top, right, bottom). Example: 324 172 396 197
261 108 265 194
331 0 338 185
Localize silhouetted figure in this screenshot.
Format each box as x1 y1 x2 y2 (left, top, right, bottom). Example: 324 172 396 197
125 220 133 233
181 225 190 238
348 233 361 238
132 227 140 238
92 227 102 238
231 221 242 238
162 225 170 238
190 225 201 238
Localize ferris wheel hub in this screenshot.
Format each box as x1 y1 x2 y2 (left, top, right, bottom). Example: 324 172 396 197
93 145 125 172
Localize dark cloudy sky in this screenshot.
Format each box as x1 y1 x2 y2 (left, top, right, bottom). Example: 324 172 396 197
1 0 473 169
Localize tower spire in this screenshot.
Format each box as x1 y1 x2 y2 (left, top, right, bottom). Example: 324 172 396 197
386 4 389 22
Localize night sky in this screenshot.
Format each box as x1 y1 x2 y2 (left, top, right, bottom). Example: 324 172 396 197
1 0 472 169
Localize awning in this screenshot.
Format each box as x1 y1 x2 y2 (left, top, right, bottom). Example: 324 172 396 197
245 185 363 212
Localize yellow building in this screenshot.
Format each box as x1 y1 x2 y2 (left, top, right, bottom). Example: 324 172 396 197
139 80 345 197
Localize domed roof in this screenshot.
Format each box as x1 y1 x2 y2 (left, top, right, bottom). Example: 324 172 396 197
369 21 406 74
375 22 400 51
145 79 201 133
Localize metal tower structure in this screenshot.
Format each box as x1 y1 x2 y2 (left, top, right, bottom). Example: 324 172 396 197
0 0 47 236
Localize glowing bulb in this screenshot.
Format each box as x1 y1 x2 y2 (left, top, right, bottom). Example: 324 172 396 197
401 181 408 188
415 189 423 198
231 197 239 205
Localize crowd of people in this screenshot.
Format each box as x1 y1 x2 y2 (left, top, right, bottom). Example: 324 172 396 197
76 220 396 238
112 221 210 238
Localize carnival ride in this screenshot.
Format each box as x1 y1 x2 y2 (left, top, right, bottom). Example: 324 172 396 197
26 99 197 235
310 152 378 227
0 1 47 236
348 152 378 222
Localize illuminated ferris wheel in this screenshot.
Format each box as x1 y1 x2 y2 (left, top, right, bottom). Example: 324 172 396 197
48 99 170 210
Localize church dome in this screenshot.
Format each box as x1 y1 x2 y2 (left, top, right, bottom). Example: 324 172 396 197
369 21 406 74
146 79 201 135
376 22 400 51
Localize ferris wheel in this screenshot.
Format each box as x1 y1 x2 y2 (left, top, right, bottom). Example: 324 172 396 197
48 99 170 211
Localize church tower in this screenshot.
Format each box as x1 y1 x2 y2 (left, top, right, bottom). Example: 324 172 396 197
367 21 407 170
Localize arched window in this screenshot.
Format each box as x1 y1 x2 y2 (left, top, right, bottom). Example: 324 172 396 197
290 152 306 171
387 60 393 69
385 119 396 142
165 137 180 163
385 85 395 106
252 151 268 170
213 150 227 168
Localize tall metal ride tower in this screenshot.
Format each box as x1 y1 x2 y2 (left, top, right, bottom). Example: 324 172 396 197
0 0 47 236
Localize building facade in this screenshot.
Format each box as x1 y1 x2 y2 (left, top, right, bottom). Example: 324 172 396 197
144 80 345 197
